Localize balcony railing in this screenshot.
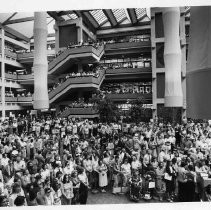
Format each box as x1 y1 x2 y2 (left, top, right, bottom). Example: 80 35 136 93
17 49 55 61
0 96 32 103
105 67 152 75
48 44 104 74
105 40 151 51
49 70 105 103
106 93 152 101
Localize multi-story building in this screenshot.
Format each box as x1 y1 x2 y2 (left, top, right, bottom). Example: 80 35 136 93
0 8 190 120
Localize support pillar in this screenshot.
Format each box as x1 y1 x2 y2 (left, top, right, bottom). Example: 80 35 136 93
1 29 5 120
77 26 83 44
33 12 49 110
162 7 183 107
187 6 211 119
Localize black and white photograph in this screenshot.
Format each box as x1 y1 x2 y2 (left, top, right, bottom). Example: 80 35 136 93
0 0 211 207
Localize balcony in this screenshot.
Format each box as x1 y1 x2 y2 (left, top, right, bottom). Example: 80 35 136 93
106 93 152 102
0 78 22 88
48 44 104 75
49 70 105 104
59 107 99 118
104 40 151 56
0 54 23 68
0 97 17 102
5 73 18 80
17 96 33 103
105 67 152 81
0 96 33 103
17 49 55 64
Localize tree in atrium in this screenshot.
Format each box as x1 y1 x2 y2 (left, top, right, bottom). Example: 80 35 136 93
90 91 120 123
128 96 151 123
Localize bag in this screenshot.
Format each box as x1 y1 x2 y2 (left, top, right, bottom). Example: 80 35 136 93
164 172 172 181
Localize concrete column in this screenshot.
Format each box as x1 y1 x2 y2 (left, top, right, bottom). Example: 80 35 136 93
162 7 183 107
33 12 49 110
77 26 83 44
1 29 5 120
54 22 59 53
187 7 211 119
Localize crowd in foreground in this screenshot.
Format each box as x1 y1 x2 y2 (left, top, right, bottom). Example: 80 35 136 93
0 115 211 206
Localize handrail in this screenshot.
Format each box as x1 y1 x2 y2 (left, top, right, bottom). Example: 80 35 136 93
0 96 32 102
48 44 104 73
105 67 152 75
49 70 105 102
106 93 152 100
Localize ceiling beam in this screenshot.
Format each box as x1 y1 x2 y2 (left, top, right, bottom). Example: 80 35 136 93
127 9 138 24
100 19 109 27
2 12 17 25
82 11 99 28
102 9 118 27
0 23 30 42
73 10 96 33
118 17 128 25
57 10 75 16
138 14 147 22
47 11 64 22
4 17 35 25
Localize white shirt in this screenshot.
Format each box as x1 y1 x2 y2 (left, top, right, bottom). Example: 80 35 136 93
121 163 131 175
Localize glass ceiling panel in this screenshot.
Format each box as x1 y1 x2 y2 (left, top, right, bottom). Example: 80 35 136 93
140 16 150 22
68 13 78 19
0 13 14 23
61 15 71 20
101 20 111 27
90 10 107 25
47 19 55 34
120 18 131 25
112 9 127 22
135 8 146 20
10 12 34 20
9 21 34 38
185 6 190 17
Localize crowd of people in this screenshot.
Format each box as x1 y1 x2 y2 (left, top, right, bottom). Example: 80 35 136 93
53 41 103 60
3 91 32 98
57 98 96 116
101 82 152 95
99 35 151 44
99 59 151 70
0 115 211 206
48 70 100 93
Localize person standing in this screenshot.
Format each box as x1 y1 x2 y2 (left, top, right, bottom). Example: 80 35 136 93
61 174 74 205
97 159 108 192
177 161 187 202
164 160 175 202
78 167 89 205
